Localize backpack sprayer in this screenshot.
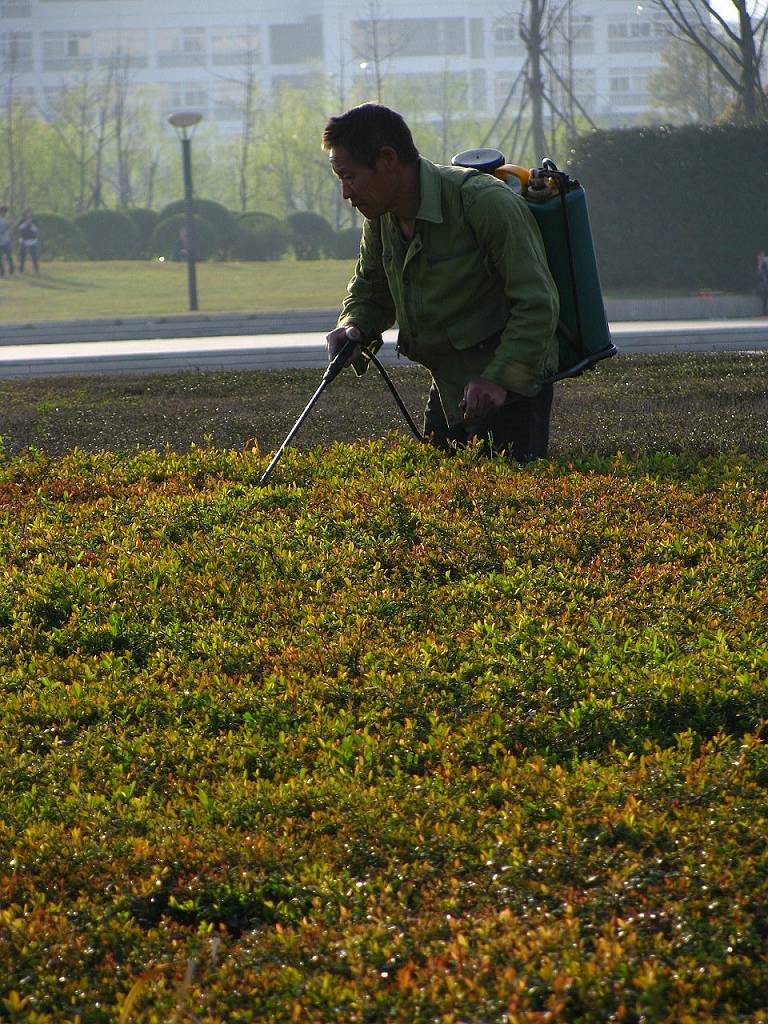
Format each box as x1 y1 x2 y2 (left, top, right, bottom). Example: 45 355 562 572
452 148 616 381
258 151 616 487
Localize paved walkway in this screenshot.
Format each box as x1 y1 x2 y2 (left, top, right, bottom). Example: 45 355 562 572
0 320 765 378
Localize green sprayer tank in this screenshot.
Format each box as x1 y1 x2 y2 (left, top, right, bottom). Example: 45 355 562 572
452 148 616 381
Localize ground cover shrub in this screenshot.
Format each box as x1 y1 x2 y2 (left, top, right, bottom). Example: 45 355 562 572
3 352 766 461
74 210 140 261
0 444 767 1021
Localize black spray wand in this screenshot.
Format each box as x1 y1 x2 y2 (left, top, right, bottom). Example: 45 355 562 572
258 330 424 487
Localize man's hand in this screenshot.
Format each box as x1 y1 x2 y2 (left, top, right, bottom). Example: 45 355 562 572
460 377 508 422
326 325 362 366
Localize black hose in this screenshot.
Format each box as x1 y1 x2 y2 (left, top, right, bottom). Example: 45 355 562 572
365 349 425 441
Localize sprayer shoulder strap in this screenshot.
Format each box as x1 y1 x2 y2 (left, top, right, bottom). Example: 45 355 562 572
453 171 528 280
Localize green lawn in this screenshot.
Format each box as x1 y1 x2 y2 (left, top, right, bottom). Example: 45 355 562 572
0 260 739 325
0 260 357 322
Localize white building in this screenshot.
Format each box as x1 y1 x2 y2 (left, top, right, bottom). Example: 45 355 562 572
0 0 671 131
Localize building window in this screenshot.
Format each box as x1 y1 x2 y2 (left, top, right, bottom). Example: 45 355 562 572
42 31 93 70
551 15 594 55
351 18 465 61
157 27 206 68
162 81 208 118
492 17 523 58
608 16 665 51
1 30 32 70
270 17 322 65
212 80 247 120
609 66 649 106
470 19 484 60
211 26 260 67
0 1 31 17
94 28 147 67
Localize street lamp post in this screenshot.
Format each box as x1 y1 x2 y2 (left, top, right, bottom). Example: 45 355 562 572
168 110 203 312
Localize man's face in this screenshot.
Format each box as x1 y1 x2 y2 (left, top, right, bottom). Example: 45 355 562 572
329 146 396 220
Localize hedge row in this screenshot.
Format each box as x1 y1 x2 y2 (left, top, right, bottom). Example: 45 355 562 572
30 203 362 262
1 445 768 1020
568 123 768 292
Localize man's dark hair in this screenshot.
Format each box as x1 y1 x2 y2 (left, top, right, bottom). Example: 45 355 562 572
322 103 419 168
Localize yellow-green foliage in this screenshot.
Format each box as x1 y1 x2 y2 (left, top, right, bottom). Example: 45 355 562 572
1 441 767 1023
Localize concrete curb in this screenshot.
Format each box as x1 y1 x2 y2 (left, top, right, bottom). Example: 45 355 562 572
1 295 764 347
0 322 766 379
0 309 337 346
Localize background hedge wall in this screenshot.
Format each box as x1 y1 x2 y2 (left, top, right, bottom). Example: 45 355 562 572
158 199 236 258
149 213 217 261
235 212 292 261
568 124 768 293
33 213 89 261
74 209 139 260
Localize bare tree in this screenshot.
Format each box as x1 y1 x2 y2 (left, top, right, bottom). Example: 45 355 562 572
109 52 137 208
348 0 408 103
520 0 548 158
484 0 598 162
236 54 260 213
648 33 737 121
43 71 94 212
647 0 768 121
0 33 34 211
256 86 338 217
42 61 119 211
206 29 262 213
92 54 152 210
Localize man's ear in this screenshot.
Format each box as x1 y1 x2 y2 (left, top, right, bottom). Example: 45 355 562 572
376 145 399 171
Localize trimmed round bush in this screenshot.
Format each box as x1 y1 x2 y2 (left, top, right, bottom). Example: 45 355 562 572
235 212 291 261
125 208 160 258
334 226 362 259
74 209 140 260
32 213 89 261
149 213 217 261
287 211 336 260
158 199 236 256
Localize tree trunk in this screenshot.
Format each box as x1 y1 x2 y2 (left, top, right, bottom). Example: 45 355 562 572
526 0 547 160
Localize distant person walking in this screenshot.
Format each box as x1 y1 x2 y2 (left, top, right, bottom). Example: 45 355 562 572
755 250 768 316
17 209 39 273
0 205 14 277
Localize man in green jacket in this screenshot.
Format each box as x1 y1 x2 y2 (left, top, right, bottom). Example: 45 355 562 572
323 103 560 461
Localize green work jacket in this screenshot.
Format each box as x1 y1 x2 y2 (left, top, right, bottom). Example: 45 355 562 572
337 157 559 425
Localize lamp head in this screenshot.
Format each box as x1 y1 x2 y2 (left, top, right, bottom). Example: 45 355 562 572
168 111 203 137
